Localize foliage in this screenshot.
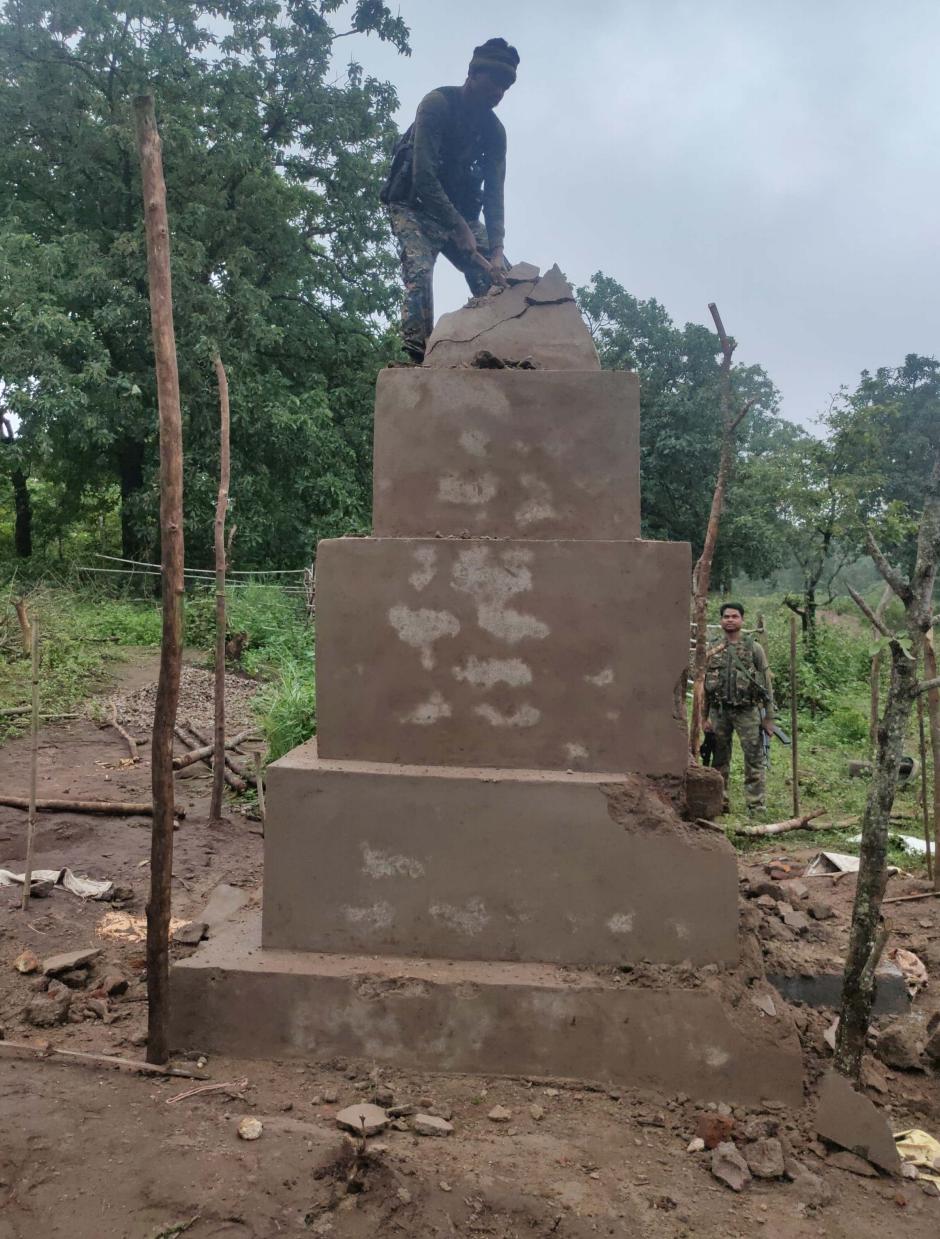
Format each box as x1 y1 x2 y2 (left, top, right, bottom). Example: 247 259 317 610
0 0 411 566
576 272 791 586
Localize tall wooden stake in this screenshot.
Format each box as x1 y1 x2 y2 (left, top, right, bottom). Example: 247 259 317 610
916 690 933 881
789 613 800 818
20 620 39 910
689 303 755 756
924 629 940 891
136 95 185 1065
210 355 230 825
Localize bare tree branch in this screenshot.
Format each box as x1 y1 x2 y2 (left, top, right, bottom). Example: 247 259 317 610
866 531 912 603
847 584 892 637
915 677 940 697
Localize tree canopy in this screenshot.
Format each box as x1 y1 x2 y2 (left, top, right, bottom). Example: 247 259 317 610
0 0 410 566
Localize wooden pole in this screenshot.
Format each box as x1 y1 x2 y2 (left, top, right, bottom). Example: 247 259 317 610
254 751 266 837
923 629 940 892
20 620 39 911
917 690 933 881
210 354 230 825
789 613 800 818
136 94 185 1066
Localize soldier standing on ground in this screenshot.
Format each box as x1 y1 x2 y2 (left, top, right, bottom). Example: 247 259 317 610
703 602 775 816
381 37 519 363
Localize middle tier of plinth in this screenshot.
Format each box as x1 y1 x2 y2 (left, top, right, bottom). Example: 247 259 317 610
314 535 691 775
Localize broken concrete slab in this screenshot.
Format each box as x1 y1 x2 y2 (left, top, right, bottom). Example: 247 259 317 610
171 909 804 1106
200 883 251 930
424 266 599 371
314 536 691 775
744 1137 786 1178
372 369 640 541
524 263 573 304
413 1114 453 1136
263 743 739 965
335 1103 389 1136
767 958 909 1015
815 1069 901 1174
506 261 539 284
42 948 100 976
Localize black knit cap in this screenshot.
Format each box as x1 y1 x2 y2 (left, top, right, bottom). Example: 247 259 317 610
720 602 745 618
469 37 520 85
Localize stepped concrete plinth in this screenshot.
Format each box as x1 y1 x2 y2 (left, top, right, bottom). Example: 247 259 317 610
314 537 690 774
373 369 639 540
171 262 804 1103
171 909 804 1107
262 742 738 964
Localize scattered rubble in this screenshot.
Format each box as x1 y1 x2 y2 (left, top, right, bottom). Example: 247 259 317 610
172 921 208 946
815 1070 901 1174
237 1117 263 1141
13 949 39 974
710 1141 751 1192
413 1114 454 1137
487 1105 512 1123
695 1112 735 1149
743 1137 786 1179
875 1016 928 1071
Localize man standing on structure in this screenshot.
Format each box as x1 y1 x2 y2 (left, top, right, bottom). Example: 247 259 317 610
703 602 775 816
381 37 519 363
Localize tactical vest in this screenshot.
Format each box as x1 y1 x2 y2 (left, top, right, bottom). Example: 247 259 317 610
704 635 768 708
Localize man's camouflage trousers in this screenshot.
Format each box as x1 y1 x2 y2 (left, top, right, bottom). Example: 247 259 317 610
387 203 497 361
708 703 767 812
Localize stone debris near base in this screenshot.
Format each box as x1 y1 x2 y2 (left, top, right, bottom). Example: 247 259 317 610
743 1137 786 1178
335 1103 389 1137
237 1117 263 1141
487 1105 512 1123
814 1069 901 1174
711 1142 751 1191
42 948 101 976
412 1114 454 1137
173 921 208 946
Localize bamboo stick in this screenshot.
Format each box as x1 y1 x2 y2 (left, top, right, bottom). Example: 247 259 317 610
210 354 230 824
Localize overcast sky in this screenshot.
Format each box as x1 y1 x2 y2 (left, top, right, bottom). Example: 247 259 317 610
347 0 939 426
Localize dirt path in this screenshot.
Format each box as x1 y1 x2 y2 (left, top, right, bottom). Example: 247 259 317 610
1 651 939 1237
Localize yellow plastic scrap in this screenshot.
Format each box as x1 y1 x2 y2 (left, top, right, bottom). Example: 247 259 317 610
894 1128 940 1186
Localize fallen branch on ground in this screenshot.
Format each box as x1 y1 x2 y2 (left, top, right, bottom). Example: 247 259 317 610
0 1041 207 1079
0 795 184 818
173 725 247 791
185 720 254 783
883 890 940 905
171 727 257 771
694 818 727 833
166 1077 249 1105
0 707 80 719
731 809 826 837
108 701 139 762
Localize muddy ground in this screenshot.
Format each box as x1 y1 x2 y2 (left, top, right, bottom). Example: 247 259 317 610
1 652 939 1238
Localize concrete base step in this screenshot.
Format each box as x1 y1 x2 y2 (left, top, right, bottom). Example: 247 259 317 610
171 908 803 1107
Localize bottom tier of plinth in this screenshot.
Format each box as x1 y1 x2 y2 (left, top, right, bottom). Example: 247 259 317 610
170 908 803 1107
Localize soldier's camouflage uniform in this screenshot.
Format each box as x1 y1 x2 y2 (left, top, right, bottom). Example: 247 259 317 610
704 635 774 812
381 85 508 361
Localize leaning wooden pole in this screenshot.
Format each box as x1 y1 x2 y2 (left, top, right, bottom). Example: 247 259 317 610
789 613 800 818
209 355 230 825
136 95 185 1065
20 620 40 910
923 629 940 892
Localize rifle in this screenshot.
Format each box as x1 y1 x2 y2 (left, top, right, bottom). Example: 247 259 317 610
759 710 791 766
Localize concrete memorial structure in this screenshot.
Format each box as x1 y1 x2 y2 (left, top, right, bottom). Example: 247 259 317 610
173 265 803 1104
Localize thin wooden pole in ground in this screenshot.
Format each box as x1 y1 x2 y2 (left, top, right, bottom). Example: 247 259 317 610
20 620 40 911
789 613 800 818
917 689 933 881
210 354 231 825
923 629 940 892
135 94 185 1066
254 751 266 837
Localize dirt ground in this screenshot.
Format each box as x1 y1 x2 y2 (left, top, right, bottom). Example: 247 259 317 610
1 652 939 1238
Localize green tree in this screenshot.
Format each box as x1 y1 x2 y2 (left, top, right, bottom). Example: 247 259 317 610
0 0 410 565
577 272 790 586
826 354 940 576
